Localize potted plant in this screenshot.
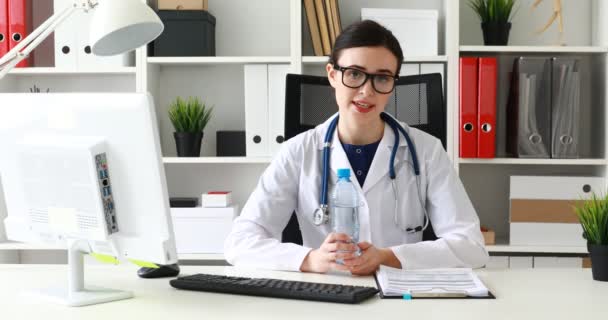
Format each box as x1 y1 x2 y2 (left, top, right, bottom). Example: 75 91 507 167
574 193 608 281
168 96 213 157
468 0 517 45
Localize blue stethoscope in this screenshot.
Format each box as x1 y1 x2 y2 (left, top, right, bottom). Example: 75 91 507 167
313 112 430 234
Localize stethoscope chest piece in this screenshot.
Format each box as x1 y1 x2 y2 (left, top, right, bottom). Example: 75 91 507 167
313 205 329 226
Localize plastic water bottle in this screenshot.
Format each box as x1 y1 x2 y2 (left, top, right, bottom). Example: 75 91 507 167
331 168 360 264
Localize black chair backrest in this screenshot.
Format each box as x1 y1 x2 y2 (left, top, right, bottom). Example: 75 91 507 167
282 73 446 244
284 73 446 148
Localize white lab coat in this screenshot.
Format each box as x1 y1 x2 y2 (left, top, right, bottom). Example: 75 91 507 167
224 114 489 271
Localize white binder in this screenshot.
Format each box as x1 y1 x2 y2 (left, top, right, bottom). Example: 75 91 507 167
54 0 133 70
54 0 78 70
75 8 133 70
268 64 290 156
244 64 269 157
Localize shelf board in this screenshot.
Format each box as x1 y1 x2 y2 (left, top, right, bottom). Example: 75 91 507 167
460 45 608 53
302 55 448 64
163 157 273 164
0 243 226 260
0 242 64 250
178 253 225 261
486 244 587 254
8 67 137 75
458 158 606 165
0 242 586 257
148 56 292 65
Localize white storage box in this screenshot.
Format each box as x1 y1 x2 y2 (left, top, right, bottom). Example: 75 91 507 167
171 206 239 253
509 176 605 247
361 8 438 57
201 191 232 207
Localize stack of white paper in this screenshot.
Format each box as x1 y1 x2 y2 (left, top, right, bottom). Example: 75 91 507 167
375 266 489 297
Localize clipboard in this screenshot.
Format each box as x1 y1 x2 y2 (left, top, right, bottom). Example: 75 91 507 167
373 272 496 300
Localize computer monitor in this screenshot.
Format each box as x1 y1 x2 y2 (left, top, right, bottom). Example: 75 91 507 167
0 93 178 306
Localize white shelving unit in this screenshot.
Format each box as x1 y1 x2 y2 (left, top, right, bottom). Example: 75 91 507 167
459 158 607 166
8 67 137 75
302 55 449 64
460 45 608 53
1 0 607 265
457 0 608 260
148 56 292 65
163 157 273 164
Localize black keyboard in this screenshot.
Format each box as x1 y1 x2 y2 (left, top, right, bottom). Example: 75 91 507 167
169 273 379 304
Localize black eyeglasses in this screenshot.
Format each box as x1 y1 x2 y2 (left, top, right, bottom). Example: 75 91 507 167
333 64 399 94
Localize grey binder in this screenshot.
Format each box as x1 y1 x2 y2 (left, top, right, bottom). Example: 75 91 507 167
507 57 551 158
551 57 580 159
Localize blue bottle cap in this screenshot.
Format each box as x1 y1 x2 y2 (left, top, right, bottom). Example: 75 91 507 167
337 168 351 178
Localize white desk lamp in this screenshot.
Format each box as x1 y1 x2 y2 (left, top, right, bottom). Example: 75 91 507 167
0 0 163 79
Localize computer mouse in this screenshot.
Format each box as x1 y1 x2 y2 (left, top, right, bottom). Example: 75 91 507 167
137 263 180 279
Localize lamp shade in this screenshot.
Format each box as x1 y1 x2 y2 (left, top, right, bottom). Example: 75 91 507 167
90 0 164 56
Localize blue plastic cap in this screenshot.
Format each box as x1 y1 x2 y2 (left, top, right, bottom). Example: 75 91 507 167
337 168 351 178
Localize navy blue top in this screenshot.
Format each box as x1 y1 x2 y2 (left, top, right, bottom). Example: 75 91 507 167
341 140 381 188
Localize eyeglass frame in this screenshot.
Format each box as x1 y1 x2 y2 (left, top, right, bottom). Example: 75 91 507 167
332 63 400 94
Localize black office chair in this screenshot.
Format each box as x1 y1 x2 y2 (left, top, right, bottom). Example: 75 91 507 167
282 73 446 245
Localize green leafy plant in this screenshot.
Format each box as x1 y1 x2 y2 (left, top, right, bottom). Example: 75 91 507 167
574 193 608 245
168 97 213 133
468 0 517 23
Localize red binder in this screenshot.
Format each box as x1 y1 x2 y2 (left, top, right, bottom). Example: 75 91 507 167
0 0 8 58
459 57 478 158
477 57 497 158
8 0 28 67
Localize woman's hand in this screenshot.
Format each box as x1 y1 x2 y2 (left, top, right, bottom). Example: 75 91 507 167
343 242 402 276
300 233 359 273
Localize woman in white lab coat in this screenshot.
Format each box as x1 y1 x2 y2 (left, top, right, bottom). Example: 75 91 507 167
224 20 489 275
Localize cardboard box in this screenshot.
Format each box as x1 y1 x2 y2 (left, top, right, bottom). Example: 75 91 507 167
158 0 208 10
482 230 495 245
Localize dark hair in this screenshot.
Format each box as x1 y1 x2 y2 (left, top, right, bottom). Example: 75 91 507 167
329 20 404 76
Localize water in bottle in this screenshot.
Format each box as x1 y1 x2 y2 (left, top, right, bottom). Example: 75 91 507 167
331 168 360 264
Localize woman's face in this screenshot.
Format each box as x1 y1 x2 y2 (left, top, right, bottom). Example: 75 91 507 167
327 46 399 127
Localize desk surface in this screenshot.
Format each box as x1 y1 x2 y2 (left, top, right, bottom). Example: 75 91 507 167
0 265 606 320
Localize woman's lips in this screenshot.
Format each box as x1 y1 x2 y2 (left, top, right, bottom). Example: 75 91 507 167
352 101 374 113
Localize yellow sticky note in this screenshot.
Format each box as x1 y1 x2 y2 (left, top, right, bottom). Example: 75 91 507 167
128 259 159 269
90 253 119 265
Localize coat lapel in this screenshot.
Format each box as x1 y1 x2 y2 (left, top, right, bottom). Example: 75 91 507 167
315 115 411 196
362 122 409 194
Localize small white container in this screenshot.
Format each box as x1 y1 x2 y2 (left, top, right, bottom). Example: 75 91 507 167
361 8 438 57
171 206 239 253
201 191 233 207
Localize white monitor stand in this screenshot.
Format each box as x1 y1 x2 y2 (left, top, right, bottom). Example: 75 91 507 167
25 239 133 307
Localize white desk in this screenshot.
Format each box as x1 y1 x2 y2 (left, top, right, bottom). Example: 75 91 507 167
0 265 606 319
